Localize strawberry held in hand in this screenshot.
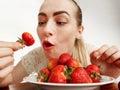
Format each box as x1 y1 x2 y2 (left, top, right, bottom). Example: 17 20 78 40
17 32 35 46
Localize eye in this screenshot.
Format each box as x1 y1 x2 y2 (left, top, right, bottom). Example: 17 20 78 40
38 21 46 26
38 16 47 26
56 21 67 25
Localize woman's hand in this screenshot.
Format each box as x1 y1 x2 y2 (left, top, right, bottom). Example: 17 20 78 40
0 41 24 87
90 44 120 78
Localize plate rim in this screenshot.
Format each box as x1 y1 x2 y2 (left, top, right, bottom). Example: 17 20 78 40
24 75 115 87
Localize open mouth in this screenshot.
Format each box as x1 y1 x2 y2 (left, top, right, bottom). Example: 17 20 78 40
43 41 54 50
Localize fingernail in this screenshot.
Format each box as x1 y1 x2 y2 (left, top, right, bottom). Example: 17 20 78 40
107 58 112 63
94 51 101 59
96 56 100 59
18 43 24 48
18 43 22 47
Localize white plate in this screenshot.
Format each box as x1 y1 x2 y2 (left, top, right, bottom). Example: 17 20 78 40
24 75 115 90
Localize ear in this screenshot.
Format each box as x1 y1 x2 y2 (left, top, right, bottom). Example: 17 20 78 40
76 25 84 39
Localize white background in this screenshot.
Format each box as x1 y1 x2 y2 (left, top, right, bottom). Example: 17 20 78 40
0 0 120 81
78 0 120 47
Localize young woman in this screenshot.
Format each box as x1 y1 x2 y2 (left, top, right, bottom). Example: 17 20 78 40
0 0 120 87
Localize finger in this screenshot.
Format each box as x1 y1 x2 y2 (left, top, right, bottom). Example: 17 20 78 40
0 74 12 87
0 48 13 58
0 56 14 69
90 45 109 60
90 51 101 65
115 59 120 68
97 44 109 54
0 65 14 80
107 51 120 63
100 45 119 61
90 51 100 60
0 41 24 51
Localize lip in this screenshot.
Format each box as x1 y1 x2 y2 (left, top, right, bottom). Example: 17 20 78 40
42 40 55 50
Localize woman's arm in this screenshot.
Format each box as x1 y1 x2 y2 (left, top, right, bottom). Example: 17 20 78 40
0 61 28 87
11 61 28 83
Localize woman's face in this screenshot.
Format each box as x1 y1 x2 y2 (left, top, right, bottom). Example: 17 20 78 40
37 0 83 59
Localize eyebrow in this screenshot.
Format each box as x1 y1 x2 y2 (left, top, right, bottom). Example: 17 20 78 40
38 11 70 17
38 12 46 16
53 11 70 16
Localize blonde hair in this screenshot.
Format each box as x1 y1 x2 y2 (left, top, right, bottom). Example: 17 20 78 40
71 0 90 67
72 38 90 67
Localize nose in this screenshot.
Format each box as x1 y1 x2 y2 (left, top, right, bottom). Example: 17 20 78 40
43 20 54 37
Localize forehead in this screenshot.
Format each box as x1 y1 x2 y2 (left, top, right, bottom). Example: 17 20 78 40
39 0 77 16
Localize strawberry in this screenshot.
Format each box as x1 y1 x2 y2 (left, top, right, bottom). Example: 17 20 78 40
51 65 65 72
38 68 50 82
69 67 92 83
86 64 100 75
48 71 67 83
58 53 72 65
66 59 80 68
90 72 101 83
17 32 35 46
47 59 58 71
86 64 101 83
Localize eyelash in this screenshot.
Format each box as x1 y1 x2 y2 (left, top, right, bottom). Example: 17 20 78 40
38 21 46 26
56 21 67 25
38 21 67 26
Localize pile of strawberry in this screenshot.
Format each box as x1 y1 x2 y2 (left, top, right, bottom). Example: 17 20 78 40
38 53 101 84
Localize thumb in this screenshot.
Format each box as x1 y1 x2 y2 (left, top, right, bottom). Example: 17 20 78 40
0 41 24 51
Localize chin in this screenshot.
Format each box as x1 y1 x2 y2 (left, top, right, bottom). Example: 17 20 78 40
44 52 58 60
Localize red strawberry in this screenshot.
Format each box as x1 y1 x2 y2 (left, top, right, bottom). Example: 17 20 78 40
86 64 101 83
90 72 101 83
51 65 65 72
66 59 80 68
47 59 58 71
58 53 72 65
17 32 35 46
51 65 72 81
86 64 100 75
38 68 50 82
48 71 67 83
69 67 92 83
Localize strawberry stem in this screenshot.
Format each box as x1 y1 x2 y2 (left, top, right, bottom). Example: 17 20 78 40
64 66 74 80
16 37 25 45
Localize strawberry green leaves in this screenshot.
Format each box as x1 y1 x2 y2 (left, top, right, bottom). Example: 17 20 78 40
38 53 102 83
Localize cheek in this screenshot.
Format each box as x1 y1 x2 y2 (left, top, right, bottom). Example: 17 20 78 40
37 27 43 40
56 34 75 52
56 29 76 45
